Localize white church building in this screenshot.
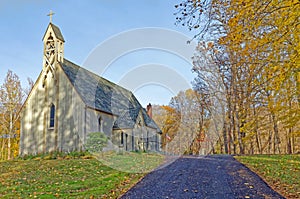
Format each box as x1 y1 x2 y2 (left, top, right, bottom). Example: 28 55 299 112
19 21 161 156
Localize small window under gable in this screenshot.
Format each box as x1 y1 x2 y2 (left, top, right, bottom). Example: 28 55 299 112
49 103 55 128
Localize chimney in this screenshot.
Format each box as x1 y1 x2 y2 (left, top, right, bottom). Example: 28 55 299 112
146 103 152 119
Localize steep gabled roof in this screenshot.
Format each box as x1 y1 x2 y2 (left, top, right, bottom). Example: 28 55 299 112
42 23 65 42
50 23 65 42
60 59 161 132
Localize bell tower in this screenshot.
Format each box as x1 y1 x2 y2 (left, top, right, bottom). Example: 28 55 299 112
42 11 65 79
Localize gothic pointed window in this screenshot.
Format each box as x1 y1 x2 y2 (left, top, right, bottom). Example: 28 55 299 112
49 104 55 128
121 132 124 145
98 117 102 132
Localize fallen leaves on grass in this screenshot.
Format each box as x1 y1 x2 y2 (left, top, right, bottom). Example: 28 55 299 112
0 158 144 198
236 154 300 199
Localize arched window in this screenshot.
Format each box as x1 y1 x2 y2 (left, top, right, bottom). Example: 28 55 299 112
120 132 124 145
98 116 102 132
49 104 55 128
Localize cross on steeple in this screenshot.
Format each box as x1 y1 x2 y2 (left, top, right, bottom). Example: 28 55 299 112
47 10 55 23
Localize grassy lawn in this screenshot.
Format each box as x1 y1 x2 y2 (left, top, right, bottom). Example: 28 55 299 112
99 151 165 173
0 152 164 198
235 154 300 199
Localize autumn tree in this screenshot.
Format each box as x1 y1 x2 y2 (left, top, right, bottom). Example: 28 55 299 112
151 105 174 148
160 105 181 153
175 0 300 154
222 0 299 154
155 89 214 155
0 70 23 160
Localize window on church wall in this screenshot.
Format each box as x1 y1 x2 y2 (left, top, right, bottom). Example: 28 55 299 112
98 117 102 132
125 134 128 151
146 131 149 150
120 132 124 145
49 104 55 128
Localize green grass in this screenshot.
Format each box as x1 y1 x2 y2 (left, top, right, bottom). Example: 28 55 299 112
0 152 164 198
235 154 300 199
98 151 165 173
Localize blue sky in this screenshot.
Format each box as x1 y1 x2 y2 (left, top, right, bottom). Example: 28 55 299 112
0 0 198 106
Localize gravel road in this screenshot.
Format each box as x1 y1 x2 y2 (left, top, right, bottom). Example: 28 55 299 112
121 155 285 199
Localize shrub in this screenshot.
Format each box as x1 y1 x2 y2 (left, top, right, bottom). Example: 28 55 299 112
85 132 108 153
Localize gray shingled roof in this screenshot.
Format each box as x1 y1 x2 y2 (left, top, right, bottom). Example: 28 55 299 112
60 59 161 132
50 23 65 42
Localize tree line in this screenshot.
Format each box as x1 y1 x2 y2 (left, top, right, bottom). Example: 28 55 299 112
152 0 299 155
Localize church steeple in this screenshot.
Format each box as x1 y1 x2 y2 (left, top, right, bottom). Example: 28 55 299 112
42 11 65 75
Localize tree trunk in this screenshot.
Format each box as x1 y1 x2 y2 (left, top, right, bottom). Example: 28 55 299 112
253 107 262 154
292 131 295 154
286 100 293 154
219 138 224 154
255 130 262 154
7 111 13 160
235 105 244 154
273 129 276 154
250 140 254 154
231 104 237 154
223 121 229 154
268 130 272 154
286 128 292 154
226 98 232 154
7 137 11 160
1 139 5 160
227 106 233 154
271 113 280 154
211 141 216 154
